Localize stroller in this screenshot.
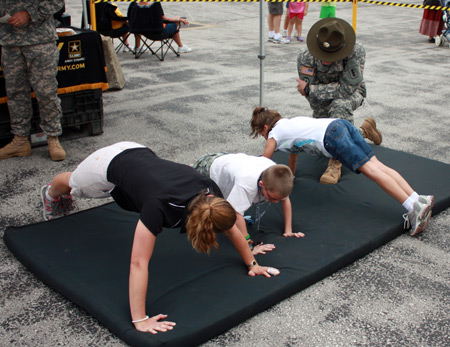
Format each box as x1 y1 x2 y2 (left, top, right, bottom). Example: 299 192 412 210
435 0 450 47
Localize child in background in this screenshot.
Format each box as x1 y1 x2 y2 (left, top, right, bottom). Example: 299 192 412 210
250 107 434 237
286 0 308 43
320 1 336 19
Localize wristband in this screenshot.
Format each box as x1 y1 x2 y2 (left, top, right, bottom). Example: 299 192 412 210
248 260 258 268
132 315 149 323
304 83 310 97
245 233 251 240
247 238 254 251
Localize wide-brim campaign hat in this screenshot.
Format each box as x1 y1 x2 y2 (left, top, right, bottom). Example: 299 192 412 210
306 17 356 62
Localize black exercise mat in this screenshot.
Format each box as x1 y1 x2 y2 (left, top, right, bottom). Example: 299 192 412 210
4 146 450 347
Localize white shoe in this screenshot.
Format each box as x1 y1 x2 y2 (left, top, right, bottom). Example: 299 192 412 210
282 29 287 37
272 36 290 44
178 45 192 53
123 45 134 53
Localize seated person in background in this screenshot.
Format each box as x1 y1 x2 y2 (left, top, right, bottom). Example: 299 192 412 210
193 152 304 255
103 2 133 52
129 1 192 54
85 0 132 51
41 142 279 334
250 107 434 237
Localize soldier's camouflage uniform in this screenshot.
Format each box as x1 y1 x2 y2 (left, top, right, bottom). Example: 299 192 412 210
0 0 65 137
297 42 367 124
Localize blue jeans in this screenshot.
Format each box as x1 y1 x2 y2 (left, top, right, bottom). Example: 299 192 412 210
323 119 374 172
164 23 178 36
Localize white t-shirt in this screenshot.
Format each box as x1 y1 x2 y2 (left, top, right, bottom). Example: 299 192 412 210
209 153 275 215
269 117 334 157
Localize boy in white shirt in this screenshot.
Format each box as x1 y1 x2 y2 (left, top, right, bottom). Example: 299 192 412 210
193 152 304 254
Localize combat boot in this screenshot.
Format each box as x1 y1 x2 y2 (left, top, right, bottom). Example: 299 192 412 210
360 117 382 145
320 158 342 185
47 136 66 161
0 135 32 159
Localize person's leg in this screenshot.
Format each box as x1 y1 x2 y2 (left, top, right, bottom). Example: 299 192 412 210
273 14 282 36
296 18 304 41
287 16 294 40
357 157 432 236
0 46 33 159
329 95 382 145
48 172 73 199
358 157 413 203
283 8 290 33
26 43 66 161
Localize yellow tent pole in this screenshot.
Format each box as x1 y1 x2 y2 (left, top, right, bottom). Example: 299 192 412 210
90 0 97 31
352 0 358 33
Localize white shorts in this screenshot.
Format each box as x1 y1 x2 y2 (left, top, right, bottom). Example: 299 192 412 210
68 142 145 198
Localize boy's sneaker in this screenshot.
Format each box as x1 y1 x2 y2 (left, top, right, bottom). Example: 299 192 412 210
268 36 275 42
40 184 63 221
272 36 290 44
405 201 432 236
60 194 76 216
178 45 192 53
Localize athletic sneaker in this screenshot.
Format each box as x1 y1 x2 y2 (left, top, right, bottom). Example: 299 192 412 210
282 29 287 37
178 45 192 53
272 36 290 44
40 184 63 221
404 201 432 236
419 195 434 209
297 36 304 42
285 36 291 43
268 36 275 42
60 194 76 216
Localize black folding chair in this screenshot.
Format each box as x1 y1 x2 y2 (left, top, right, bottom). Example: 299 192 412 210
127 2 180 61
89 1 132 54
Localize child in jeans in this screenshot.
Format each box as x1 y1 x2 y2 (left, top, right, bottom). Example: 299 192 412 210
250 107 434 237
286 1 308 43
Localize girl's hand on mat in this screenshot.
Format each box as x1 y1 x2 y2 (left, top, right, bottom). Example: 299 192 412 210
252 242 276 255
134 314 176 334
248 265 279 278
283 231 305 238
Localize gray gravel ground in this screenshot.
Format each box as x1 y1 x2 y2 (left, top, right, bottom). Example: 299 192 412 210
1 1 449 346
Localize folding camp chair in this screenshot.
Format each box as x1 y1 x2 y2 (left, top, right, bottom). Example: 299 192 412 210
127 2 180 61
88 1 132 54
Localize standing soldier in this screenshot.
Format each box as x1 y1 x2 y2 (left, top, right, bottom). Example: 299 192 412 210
0 0 66 161
296 17 382 184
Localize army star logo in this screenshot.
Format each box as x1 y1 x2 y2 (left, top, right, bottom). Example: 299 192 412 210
68 40 82 58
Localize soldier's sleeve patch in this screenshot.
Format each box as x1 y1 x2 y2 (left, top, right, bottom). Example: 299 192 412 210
300 66 314 76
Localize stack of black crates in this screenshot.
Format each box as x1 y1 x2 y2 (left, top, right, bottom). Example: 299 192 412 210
0 88 104 146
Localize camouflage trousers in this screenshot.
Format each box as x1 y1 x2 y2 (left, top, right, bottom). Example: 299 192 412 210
2 42 62 137
193 152 228 176
311 91 364 125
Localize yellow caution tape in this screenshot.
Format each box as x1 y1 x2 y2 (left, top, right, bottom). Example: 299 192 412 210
93 0 448 11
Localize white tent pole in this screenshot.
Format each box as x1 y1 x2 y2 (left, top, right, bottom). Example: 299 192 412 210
82 0 89 29
259 0 265 106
